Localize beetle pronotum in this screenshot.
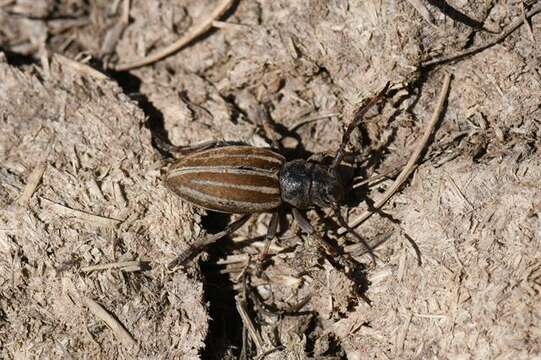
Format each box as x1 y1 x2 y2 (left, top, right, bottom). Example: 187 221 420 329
165 83 390 269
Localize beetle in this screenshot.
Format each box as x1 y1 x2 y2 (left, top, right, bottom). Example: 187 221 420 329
165 83 390 269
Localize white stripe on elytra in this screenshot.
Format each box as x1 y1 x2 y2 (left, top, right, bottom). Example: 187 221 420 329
167 166 280 179
191 153 284 165
190 179 280 194
177 186 281 211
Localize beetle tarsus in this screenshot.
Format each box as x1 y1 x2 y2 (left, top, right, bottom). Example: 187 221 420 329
334 207 377 266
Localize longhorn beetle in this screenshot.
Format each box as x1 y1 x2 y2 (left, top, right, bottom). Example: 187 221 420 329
165 82 390 270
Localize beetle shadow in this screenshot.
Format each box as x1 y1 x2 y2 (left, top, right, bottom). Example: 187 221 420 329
107 69 174 154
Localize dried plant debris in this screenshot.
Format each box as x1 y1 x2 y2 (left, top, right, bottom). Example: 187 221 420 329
1 0 540 359
0 57 207 358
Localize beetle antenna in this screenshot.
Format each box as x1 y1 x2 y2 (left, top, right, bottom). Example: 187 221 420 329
334 206 377 266
331 82 390 172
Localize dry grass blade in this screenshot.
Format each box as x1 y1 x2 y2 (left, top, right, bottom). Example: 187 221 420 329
339 73 452 235
40 197 121 228
17 135 54 205
80 260 144 273
17 161 47 206
83 296 138 349
114 0 235 71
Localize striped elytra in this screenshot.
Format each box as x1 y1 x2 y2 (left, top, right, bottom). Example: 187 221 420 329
165 146 285 213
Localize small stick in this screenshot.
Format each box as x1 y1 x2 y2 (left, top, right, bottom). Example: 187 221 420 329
339 73 452 235
54 54 109 80
352 165 403 189
421 2 541 67
236 295 264 355
114 0 235 71
121 0 130 25
83 296 138 349
80 260 144 273
17 161 47 206
17 134 54 205
288 112 339 132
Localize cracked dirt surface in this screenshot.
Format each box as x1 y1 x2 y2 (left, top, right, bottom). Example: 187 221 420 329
1 0 540 359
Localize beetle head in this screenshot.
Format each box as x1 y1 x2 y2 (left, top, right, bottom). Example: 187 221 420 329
310 165 345 208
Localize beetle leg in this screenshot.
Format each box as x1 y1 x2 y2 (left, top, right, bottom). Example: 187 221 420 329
333 207 377 266
331 82 390 172
292 208 339 256
291 208 360 274
252 212 280 276
257 105 282 152
168 214 252 269
154 137 230 157
259 211 279 260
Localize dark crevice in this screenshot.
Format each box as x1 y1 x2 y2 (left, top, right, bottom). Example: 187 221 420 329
200 212 244 360
108 67 247 359
0 48 37 67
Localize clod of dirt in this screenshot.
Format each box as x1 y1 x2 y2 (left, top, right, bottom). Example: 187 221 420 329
0 56 207 358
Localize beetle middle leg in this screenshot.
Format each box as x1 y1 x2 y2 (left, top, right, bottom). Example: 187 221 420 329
259 211 279 260
291 208 358 272
251 211 281 276
168 214 252 269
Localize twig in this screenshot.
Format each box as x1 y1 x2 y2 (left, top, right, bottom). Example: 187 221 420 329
114 0 235 71
339 73 452 235
53 54 109 80
422 2 541 67
121 0 130 25
236 295 265 355
80 260 144 273
83 296 138 349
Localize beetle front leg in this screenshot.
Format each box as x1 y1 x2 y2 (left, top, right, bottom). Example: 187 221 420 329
259 211 279 261
291 208 356 272
168 214 252 269
256 105 282 152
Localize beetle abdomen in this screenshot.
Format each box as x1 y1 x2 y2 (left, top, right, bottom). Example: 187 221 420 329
165 146 285 213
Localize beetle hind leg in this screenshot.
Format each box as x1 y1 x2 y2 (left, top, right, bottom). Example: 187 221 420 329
168 214 252 269
252 211 281 276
